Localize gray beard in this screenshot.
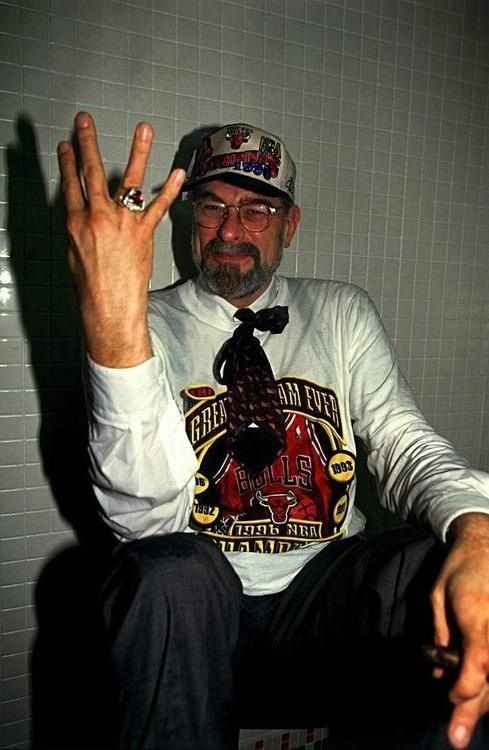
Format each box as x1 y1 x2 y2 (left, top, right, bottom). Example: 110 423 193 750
194 239 283 300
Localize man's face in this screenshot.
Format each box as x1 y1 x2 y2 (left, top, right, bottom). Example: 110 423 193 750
192 180 300 306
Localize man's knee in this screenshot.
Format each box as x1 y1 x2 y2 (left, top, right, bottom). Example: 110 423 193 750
101 532 242 614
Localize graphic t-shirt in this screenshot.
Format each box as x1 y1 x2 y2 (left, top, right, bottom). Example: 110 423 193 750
184 378 355 553
85 274 489 594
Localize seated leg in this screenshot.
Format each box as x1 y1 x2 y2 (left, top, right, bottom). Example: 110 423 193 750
100 533 242 750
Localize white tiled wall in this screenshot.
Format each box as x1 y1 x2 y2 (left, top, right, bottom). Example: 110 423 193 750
1 1 489 747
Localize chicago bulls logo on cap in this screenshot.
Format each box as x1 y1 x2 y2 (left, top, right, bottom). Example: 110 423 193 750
226 125 253 149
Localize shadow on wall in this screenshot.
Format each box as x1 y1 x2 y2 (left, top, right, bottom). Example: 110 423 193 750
5 116 217 749
7 116 116 749
166 122 220 285
6 116 122 547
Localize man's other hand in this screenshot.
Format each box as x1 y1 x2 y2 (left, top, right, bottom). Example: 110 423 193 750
431 512 489 748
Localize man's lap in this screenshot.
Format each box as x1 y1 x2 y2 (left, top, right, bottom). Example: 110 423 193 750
102 526 482 746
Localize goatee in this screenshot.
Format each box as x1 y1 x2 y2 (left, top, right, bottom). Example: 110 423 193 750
195 239 283 300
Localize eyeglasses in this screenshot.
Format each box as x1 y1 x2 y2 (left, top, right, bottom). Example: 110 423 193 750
193 200 283 233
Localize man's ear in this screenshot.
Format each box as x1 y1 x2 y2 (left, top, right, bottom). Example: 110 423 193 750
282 204 301 248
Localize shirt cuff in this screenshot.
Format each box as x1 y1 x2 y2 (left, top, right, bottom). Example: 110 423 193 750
86 354 168 417
440 506 489 542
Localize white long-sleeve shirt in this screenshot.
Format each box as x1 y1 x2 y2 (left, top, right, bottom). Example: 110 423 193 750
85 275 489 594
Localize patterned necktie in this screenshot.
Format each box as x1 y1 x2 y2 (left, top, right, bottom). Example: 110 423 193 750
214 306 289 474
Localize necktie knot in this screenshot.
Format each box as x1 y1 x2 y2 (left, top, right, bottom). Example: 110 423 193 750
234 305 289 334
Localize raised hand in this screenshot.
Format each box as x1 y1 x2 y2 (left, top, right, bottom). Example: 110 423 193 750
57 111 185 367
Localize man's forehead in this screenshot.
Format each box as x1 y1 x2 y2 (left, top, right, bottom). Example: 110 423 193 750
195 179 282 204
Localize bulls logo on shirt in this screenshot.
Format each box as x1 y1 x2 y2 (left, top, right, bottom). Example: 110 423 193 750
182 377 356 553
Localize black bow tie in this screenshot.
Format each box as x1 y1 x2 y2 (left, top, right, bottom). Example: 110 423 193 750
214 305 289 474
234 305 289 334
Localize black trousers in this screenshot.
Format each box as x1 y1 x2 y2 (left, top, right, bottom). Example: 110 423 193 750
100 527 488 750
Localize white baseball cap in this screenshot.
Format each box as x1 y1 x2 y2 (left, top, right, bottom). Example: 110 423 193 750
183 123 296 200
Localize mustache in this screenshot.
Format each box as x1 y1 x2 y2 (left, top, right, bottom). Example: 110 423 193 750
202 240 260 263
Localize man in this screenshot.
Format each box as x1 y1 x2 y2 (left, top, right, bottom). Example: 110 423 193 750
58 112 489 750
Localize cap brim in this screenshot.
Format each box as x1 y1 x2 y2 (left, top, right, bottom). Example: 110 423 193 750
183 172 288 199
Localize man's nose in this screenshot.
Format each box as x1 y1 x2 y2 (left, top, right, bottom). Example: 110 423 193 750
217 207 245 242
